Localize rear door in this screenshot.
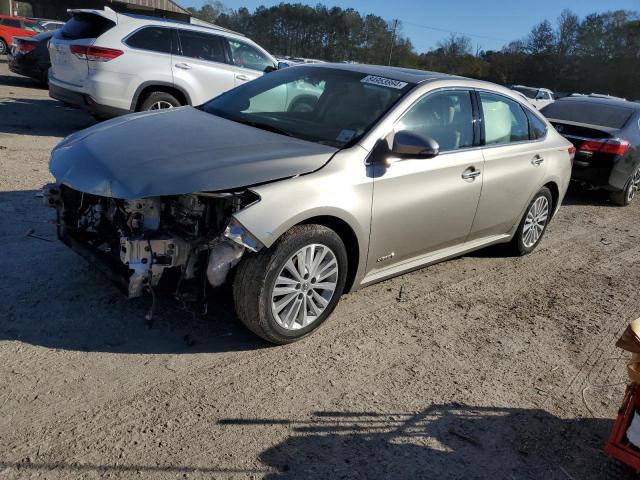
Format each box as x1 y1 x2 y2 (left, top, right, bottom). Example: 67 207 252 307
173 29 236 105
48 11 116 87
469 91 548 240
226 38 276 86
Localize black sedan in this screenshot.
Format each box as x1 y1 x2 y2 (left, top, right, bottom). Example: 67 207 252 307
8 30 54 85
542 95 640 206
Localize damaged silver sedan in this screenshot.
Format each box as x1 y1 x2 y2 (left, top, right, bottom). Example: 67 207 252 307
45 64 573 344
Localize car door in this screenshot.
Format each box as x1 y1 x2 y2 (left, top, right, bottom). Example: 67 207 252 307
367 89 484 275
173 29 236 105
2 17 24 45
468 91 548 241
226 38 276 87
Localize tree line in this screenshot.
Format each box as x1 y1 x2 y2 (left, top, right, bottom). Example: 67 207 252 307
188 2 640 99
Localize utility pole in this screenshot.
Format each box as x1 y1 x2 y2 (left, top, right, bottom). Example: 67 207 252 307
388 19 398 66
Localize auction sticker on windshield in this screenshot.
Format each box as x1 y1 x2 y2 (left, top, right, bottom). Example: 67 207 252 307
361 75 408 89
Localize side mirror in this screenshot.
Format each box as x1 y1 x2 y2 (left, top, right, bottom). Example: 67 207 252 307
264 65 277 73
277 61 290 70
392 131 439 159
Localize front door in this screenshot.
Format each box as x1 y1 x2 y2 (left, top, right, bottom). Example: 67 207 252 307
367 89 483 276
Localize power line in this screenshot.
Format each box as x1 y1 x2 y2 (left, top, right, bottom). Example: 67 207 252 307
400 20 511 44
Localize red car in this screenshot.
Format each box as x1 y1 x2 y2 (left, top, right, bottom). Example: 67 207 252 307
0 15 45 55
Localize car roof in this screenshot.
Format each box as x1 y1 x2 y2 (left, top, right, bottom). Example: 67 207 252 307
300 62 462 84
121 12 245 38
0 14 36 21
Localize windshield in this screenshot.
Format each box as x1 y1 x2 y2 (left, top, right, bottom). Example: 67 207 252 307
24 21 45 33
203 66 415 147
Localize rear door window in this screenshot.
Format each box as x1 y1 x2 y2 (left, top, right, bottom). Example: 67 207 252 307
178 30 228 63
60 13 115 40
126 27 174 54
397 90 475 152
480 92 530 145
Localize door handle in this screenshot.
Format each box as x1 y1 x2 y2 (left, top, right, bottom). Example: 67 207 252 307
236 74 250 81
174 62 192 70
531 155 545 166
461 168 482 180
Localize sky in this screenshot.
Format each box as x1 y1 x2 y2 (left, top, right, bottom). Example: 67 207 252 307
180 0 639 53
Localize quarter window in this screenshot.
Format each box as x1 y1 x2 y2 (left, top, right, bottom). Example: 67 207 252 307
480 92 530 145
527 110 548 139
178 30 228 63
126 27 173 54
397 90 475 152
228 39 275 72
2 19 22 28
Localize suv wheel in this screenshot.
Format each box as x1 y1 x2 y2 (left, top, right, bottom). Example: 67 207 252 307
510 187 553 256
140 92 182 111
233 224 348 345
611 166 640 207
0 39 7 56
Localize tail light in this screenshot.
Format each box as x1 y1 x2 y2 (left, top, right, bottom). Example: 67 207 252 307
579 138 630 156
15 42 37 54
69 45 123 62
568 146 576 165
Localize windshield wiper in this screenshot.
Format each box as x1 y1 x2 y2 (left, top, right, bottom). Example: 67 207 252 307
235 119 294 137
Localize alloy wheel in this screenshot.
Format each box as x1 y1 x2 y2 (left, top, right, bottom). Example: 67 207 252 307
271 244 339 330
149 101 175 110
522 196 550 248
626 169 640 203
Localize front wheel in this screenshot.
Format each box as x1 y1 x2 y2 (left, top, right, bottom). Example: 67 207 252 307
0 38 7 56
610 167 640 207
233 224 348 344
510 187 553 256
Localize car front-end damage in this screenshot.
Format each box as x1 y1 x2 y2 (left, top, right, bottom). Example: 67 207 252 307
43 184 263 300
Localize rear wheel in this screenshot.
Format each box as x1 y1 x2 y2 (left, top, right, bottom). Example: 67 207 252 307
233 224 348 345
610 167 640 207
0 38 7 56
139 91 182 111
510 187 553 256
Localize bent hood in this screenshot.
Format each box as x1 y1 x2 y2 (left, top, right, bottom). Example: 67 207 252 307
50 107 338 199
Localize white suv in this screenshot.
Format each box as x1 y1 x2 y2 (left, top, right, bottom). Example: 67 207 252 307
48 8 278 118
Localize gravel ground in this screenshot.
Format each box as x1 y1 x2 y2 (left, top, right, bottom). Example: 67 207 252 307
1 59 640 480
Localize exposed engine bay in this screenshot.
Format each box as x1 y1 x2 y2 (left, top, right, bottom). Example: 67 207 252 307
43 184 262 301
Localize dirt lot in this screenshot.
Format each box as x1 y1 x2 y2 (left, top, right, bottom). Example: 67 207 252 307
1 59 640 479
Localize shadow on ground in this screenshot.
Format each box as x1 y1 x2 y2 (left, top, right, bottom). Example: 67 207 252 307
0 189 266 354
0 404 622 479
0 97 94 137
236 404 620 479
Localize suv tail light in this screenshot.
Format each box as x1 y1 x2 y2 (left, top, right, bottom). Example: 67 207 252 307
69 45 123 62
568 146 576 165
579 138 630 156
15 42 37 54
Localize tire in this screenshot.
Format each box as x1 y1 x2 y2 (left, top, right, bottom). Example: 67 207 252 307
139 91 182 111
610 166 640 207
0 38 7 56
510 187 553 256
233 224 348 345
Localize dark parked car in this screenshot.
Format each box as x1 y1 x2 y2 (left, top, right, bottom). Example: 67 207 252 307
8 30 54 84
542 95 640 206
